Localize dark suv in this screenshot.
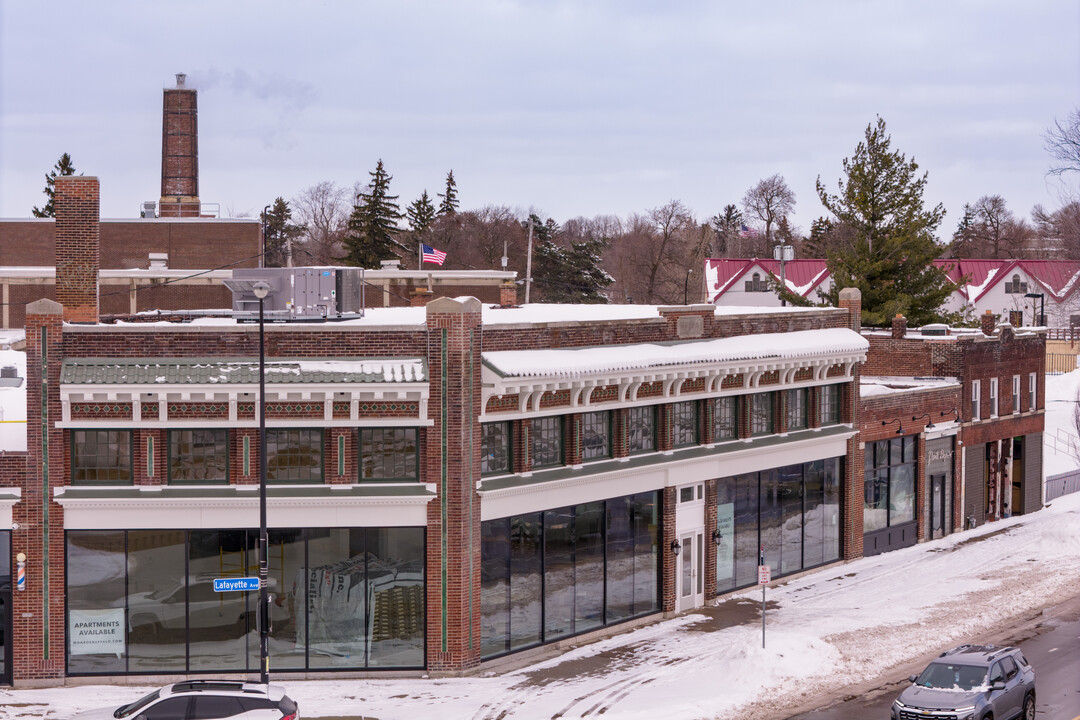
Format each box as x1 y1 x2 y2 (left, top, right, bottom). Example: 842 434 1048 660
72 680 300 720
891 644 1035 720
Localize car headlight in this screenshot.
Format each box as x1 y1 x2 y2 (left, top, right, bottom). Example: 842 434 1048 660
892 699 906 709
952 707 975 720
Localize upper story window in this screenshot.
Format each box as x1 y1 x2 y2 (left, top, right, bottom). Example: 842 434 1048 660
713 396 737 441
671 401 698 448
71 429 132 485
820 384 841 426
1004 274 1028 294
532 416 563 468
1012 375 1021 414
972 380 981 421
989 378 999 418
581 410 612 461
169 429 228 484
785 388 808 431
481 422 512 475
1029 373 1037 412
267 428 323 483
627 406 656 455
361 428 418 481
744 272 770 292
750 392 774 436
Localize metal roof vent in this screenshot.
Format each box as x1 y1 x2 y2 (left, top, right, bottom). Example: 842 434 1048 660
175 73 187 88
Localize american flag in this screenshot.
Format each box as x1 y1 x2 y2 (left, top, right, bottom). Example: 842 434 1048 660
738 224 759 239
421 243 447 265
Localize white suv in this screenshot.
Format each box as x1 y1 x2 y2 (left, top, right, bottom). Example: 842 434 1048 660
73 680 299 720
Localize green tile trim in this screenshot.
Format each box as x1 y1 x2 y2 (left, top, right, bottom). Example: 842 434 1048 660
243 435 250 477
440 328 448 652
337 434 345 477
147 435 154 477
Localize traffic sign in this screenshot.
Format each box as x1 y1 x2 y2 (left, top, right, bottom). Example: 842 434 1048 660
757 565 771 585
213 577 260 592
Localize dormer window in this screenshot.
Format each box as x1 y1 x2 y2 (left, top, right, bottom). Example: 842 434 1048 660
1005 274 1028 294
744 272 769 292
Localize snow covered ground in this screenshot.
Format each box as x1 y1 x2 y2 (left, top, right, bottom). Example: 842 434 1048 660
0 337 1078 719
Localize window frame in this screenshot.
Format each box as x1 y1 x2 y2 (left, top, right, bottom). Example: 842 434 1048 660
972 380 981 421
1012 375 1021 414
580 410 612 461
750 392 774 437
670 401 698 448
1029 372 1037 412
265 427 324 484
531 416 564 469
70 429 133 485
626 406 656 456
712 396 738 441
784 388 808 431
989 377 999 418
360 427 419 481
481 421 512 476
820 384 841 426
167 428 229 485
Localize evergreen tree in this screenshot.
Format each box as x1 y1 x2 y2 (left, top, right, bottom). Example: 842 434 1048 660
527 214 613 303
951 203 978 258
342 159 406 268
437 170 459 216
407 190 436 235
815 117 957 326
709 204 742 257
261 197 306 267
32 152 78 218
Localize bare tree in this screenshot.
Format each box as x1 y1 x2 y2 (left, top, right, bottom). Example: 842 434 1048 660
292 181 350 263
1045 108 1080 177
955 195 1034 258
742 174 796 248
1033 201 1080 260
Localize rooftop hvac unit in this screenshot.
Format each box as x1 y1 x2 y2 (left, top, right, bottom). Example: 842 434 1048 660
228 268 365 320
141 201 157 218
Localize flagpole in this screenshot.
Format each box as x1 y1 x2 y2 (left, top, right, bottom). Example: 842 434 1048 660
418 241 423 270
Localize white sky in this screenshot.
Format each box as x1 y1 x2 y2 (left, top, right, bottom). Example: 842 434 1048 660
1 1 1078 234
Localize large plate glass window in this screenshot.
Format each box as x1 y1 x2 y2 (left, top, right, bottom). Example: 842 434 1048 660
581 411 611 460
481 422 512 475
168 429 228 484
266 428 323 483
713 396 737 441
71 430 132 484
360 428 418 481
627 406 655 455
863 435 916 532
671 401 697 448
532 416 563 468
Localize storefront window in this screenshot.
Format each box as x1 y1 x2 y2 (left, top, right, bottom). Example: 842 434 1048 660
126 530 187 672
863 436 916 533
66 531 126 674
480 492 660 660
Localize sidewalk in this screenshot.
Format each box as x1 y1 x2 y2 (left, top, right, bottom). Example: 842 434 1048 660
4 491 1080 720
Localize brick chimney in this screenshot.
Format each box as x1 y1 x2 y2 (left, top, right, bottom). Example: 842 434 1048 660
54 176 100 323
159 73 200 217
499 281 518 308
411 288 434 307
891 313 907 339
980 310 996 336
839 287 861 332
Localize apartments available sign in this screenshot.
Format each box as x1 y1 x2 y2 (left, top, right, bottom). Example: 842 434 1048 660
69 608 125 656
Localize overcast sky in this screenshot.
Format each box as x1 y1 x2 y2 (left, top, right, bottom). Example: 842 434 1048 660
1 1 1077 238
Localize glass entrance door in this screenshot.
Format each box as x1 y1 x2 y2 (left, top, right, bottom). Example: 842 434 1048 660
676 531 704 611
930 474 946 539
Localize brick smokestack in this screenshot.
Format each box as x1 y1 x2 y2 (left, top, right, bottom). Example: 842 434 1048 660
981 310 996 336
891 313 907 339
54 176 100 323
160 73 200 217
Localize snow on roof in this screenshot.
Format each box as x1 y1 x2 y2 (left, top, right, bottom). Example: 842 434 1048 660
704 259 831 302
484 328 868 378
860 375 960 398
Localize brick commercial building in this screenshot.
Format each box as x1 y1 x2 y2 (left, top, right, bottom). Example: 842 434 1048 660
857 312 1045 557
0 178 876 683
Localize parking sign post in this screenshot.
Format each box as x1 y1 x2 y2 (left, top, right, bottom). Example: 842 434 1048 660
758 545 770 649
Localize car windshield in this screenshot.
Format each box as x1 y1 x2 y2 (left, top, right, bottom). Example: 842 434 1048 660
114 689 160 718
916 662 986 691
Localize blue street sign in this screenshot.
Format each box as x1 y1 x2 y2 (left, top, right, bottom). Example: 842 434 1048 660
213 577 260 592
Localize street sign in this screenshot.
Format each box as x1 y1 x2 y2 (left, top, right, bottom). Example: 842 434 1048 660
757 565 771 585
213 577 260 592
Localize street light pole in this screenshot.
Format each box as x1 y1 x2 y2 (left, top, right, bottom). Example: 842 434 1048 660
253 281 270 685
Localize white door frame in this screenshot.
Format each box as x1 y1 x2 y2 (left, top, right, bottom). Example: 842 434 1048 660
675 482 706 611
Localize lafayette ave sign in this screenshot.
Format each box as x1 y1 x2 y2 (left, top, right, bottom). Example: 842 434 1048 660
214 577 260 592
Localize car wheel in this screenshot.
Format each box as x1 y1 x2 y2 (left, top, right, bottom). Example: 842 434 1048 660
1023 693 1035 720
981 713 992 720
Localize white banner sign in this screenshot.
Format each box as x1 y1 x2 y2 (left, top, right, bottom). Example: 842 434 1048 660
69 608 126 656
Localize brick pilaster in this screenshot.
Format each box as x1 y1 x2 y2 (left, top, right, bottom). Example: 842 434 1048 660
424 297 483 671
18 299 66 681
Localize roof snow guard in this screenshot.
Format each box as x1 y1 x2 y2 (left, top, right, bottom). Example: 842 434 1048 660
58 357 429 429
481 328 867 418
